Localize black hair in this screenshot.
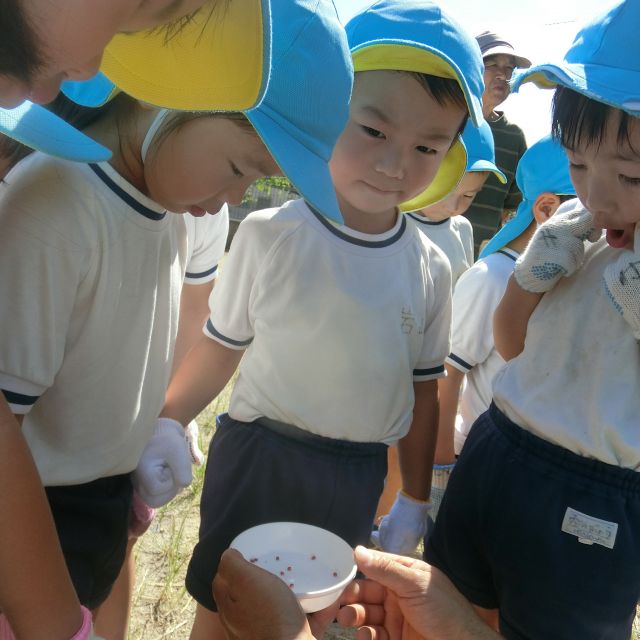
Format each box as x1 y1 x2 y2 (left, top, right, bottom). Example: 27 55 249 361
552 85 640 154
409 72 469 139
0 0 43 84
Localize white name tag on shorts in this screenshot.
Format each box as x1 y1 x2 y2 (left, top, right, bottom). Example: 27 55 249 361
561 507 618 549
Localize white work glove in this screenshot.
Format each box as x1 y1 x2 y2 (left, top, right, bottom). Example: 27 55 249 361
186 419 205 466
371 490 432 556
514 205 601 293
603 223 640 339
430 462 455 520
133 418 194 508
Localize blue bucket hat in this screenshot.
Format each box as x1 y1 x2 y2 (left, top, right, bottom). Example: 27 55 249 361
345 0 485 212
479 135 575 258
0 102 111 162
462 120 506 183
65 0 352 224
511 0 640 116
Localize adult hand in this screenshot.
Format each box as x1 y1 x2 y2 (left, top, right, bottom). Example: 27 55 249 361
514 204 600 293
337 546 502 640
132 418 193 508
213 549 336 640
603 223 640 339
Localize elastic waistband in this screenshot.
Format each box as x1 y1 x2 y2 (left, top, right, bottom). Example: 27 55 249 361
490 403 640 494
217 413 387 458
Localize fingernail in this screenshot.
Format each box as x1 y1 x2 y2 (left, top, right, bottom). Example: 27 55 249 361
355 546 371 560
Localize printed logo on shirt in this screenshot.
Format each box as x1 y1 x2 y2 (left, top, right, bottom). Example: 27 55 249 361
561 507 618 549
400 307 424 336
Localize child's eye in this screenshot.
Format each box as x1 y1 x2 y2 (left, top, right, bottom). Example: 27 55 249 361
416 145 436 155
230 161 244 177
361 125 384 139
569 161 585 171
620 175 640 186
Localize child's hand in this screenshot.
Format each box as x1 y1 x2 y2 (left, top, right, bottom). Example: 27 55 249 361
603 223 640 339
370 490 432 556
132 418 194 508
514 204 601 293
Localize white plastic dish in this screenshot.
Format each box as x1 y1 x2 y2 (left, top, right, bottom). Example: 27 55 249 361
230 521 357 613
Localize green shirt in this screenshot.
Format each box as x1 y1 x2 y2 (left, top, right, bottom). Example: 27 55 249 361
464 112 527 256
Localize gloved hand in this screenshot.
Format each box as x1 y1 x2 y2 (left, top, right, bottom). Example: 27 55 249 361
370 490 432 556
186 419 205 466
514 204 601 293
133 417 194 508
430 462 455 520
603 223 640 339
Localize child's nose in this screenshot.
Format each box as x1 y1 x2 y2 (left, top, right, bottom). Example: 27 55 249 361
375 147 405 179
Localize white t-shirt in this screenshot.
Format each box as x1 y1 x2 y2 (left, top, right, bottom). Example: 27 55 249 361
0 154 227 485
446 248 518 453
406 213 474 287
494 203 640 469
206 199 452 444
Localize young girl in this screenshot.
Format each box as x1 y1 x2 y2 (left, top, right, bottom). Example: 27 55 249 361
426 2 640 637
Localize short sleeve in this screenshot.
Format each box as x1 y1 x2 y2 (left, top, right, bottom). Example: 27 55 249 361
183 205 229 285
446 259 509 372
0 177 89 414
413 246 452 381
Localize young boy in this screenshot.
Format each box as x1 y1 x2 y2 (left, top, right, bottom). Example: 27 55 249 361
159 1 485 635
374 119 505 525
431 136 575 512
408 120 506 286
425 2 640 637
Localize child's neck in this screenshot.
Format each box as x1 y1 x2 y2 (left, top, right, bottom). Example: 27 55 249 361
337 195 398 234
83 105 158 196
416 210 450 223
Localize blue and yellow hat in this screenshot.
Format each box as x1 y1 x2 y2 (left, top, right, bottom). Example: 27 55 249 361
479 135 575 258
66 0 353 223
511 0 640 116
345 0 485 212
462 120 506 182
0 102 111 162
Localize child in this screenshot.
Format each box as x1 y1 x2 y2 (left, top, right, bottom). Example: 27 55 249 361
408 120 506 286
425 2 640 637
431 135 575 513
374 119 505 524
0 1 352 636
159 0 485 635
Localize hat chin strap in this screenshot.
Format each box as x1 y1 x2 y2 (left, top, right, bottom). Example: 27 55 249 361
141 109 170 164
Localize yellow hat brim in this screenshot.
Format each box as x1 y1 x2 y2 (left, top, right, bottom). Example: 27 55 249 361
101 0 267 111
399 138 467 212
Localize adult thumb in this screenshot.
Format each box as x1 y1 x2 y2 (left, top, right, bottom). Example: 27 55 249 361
354 546 424 597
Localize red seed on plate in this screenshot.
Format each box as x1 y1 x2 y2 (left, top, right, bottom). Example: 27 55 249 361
287 566 292 571
311 555 316 560
280 571 285 576
333 572 338 577
275 556 280 561
250 558 258 563
289 583 294 588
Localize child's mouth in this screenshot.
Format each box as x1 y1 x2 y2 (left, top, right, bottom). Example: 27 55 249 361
605 227 633 249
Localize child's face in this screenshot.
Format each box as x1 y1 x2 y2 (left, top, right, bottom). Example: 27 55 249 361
567 110 640 249
1 0 207 107
418 171 488 221
144 117 281 215
330 71 466 222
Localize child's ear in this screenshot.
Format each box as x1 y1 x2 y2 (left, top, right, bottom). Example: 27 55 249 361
532 192 561 224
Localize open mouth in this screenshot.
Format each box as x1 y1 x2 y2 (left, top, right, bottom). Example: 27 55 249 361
605 227 633 249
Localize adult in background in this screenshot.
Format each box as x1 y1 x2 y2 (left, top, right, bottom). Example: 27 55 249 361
464 31 531 255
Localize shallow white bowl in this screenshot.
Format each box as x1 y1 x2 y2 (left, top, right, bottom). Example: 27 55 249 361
230 522 357 613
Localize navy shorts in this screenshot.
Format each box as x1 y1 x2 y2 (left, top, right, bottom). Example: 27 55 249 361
425 403 640 640
45 473 133 609
186 413 388 611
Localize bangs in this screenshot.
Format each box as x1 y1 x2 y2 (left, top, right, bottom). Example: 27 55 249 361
552 86 640 155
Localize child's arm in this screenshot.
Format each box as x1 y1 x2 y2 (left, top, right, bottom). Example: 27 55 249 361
493 276 543 360
163 334 243 425
495 204 601 360
434 364 464 464
0 398 87 640
372 381 438 556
